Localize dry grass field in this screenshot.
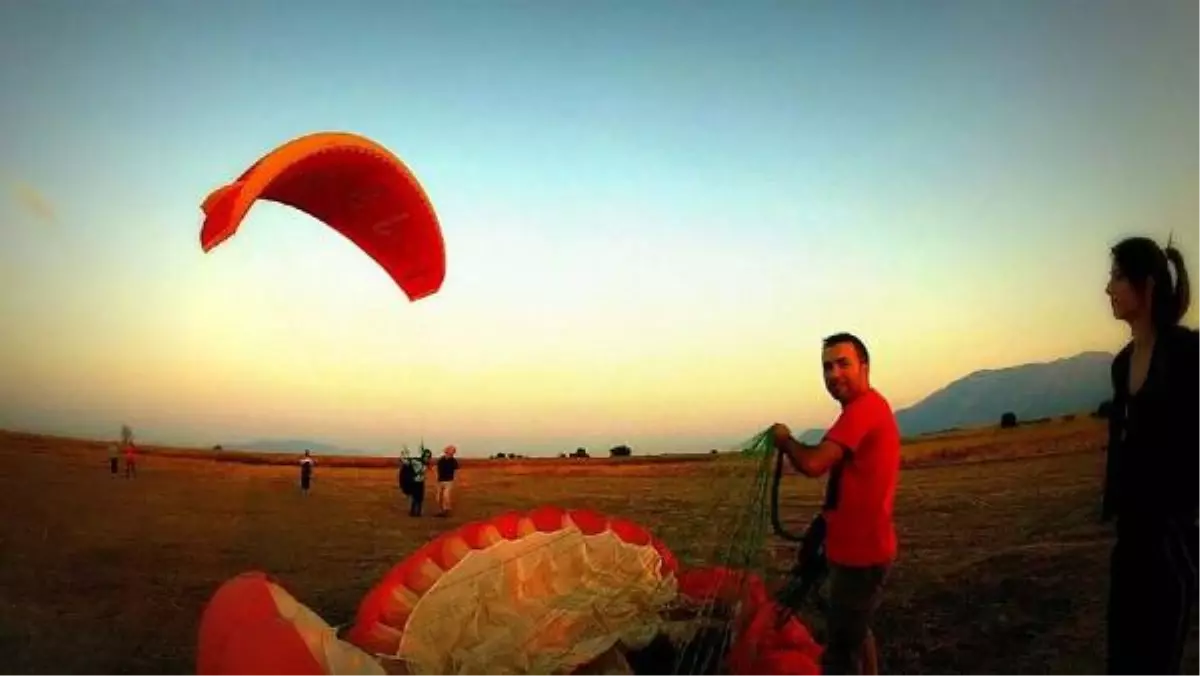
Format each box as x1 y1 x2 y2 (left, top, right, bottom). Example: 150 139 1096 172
0 417 1195 674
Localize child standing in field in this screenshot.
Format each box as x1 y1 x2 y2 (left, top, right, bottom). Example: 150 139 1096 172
299 450 315 496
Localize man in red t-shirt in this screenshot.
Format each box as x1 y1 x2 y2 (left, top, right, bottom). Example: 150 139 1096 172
771 332 901 675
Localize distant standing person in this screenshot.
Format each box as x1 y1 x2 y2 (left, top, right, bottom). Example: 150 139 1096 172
1102 236 1198 675
398 448 412 493
771 332 901 675
299 450 315 495
108 443 119 476
407 447 432 517
123 441 137 479
436 445 459 517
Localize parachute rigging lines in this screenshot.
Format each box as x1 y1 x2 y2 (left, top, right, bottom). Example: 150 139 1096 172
339 436 823 676
199 131 447 302
650 428 825 674
194 433 827 675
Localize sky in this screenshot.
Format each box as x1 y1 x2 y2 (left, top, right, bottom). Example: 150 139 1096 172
0 0 1196 457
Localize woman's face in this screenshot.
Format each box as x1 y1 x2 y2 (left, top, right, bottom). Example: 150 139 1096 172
1106 263 1151 322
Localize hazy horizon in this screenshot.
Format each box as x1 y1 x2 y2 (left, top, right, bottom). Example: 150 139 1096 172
0 346 1124 457
2 1 1197 457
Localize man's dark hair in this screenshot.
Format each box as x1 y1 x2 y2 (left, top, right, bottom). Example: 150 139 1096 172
823 332 870 364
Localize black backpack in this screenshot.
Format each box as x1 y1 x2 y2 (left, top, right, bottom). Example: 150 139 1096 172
399 462 416 495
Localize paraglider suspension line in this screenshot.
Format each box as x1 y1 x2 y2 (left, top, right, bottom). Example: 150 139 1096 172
769 445 829 622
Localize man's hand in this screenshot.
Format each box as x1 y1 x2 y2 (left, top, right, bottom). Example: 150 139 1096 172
770 423 792 446
773 423 844 478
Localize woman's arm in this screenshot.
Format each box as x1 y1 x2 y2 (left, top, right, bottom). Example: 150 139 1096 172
1166 328 1199 518
1102 349 1129 522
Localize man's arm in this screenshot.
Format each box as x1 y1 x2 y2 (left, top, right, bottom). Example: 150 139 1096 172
773 428 844 478
772 392 884 478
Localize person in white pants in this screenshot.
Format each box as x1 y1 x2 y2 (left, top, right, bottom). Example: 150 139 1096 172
435 445 459 517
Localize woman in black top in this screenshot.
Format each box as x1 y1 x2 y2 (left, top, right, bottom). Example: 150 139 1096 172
1102 236 1198 675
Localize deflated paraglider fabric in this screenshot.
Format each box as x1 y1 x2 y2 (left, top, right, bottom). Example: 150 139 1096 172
347 506 681 675
197 572 384 675
199 131 446 302
195 509 824 675
676 566 823 675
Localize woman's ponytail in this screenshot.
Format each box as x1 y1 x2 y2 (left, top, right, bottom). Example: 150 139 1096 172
1163 244 1191 326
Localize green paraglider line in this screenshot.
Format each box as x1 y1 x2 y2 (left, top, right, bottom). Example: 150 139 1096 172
768 437 806 544
748 429 830 617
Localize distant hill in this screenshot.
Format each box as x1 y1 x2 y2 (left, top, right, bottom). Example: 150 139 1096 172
799 351 1113 442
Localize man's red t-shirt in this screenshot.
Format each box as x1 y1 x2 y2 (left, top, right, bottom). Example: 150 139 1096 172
821 388 900 567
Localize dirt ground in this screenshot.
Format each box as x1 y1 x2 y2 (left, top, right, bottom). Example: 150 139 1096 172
0 418 1195 674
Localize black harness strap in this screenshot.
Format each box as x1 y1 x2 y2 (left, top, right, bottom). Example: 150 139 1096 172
771 447 831 621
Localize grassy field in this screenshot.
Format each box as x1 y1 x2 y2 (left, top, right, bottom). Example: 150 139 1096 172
0 417 1195 674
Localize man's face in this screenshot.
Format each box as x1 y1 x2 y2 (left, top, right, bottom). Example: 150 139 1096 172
822 342 869 403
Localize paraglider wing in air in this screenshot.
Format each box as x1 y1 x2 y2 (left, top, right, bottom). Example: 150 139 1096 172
199 131 446 302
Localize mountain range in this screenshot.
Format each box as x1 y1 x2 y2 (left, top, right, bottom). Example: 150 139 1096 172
798 350 1114 442
231 438 385 456
227 351 1115 454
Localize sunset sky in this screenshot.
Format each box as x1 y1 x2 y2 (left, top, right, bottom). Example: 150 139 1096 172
1 1 1196 456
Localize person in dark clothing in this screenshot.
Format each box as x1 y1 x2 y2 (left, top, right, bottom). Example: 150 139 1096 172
299 450 315 495
407 448 432 516
1102 236 1198 675
399 454 413 493
435 445 459 517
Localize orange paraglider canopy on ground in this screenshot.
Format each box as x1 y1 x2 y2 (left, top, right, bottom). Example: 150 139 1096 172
197 572 384 675
347 505 680 674
195 507 824 675
199 131 446 302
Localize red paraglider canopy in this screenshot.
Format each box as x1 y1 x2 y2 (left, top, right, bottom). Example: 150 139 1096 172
194 507 825 675
199 131 446 302
346 505 680 674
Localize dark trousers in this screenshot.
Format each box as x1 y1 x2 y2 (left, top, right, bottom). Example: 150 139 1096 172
1107 519 1198 674
822 563 889 675
409 483 425 516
